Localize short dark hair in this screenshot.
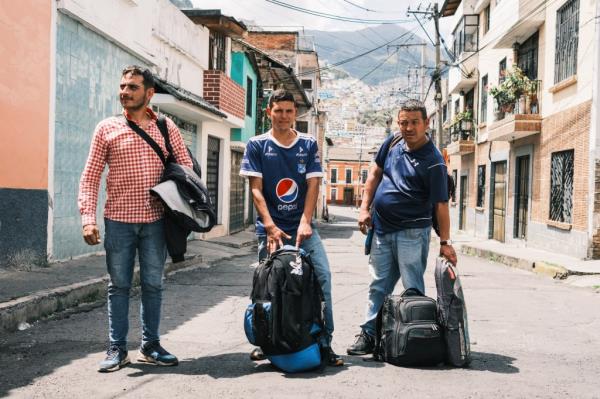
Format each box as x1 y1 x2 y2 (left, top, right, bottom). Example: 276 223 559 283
398 99 428 120
122 65 155 90
268 89 296 108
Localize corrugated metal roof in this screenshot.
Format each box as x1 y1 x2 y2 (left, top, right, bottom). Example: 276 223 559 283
153 77 227 118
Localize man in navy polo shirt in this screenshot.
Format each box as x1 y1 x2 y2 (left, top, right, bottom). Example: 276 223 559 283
240 89 343 367
347 99 458 356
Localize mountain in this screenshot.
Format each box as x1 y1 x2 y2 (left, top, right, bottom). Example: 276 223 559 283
305 25 434 86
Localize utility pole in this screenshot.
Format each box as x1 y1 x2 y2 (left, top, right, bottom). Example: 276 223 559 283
407 3 444 149
388 43 427 100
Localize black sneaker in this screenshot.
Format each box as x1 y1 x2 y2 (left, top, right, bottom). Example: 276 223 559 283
137 341 178 366
250 347 266 361
321 346 344 367
346 331 375 355
98 345 130 372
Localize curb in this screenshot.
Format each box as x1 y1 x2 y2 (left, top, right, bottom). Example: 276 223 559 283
461 244 570 279
0 246 253 333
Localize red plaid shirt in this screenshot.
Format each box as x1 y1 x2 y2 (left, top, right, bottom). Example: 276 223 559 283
78 108 192 226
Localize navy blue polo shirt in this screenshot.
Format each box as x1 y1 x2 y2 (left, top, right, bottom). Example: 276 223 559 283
372 135 448 235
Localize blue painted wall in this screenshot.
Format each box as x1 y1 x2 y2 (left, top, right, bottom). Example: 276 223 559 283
53 13 144 259
230 52 258 143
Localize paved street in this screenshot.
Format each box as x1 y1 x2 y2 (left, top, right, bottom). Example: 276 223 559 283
1 205 599 399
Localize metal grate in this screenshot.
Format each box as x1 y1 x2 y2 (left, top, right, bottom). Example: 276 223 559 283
477 165 486 208
554 0 579 83
229 150 245 233
480 75 488 123
518 31 539 80
206 136 220 216
549 150 574 223
209 31 226 72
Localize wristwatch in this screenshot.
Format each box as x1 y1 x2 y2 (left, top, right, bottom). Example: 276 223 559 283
440 239 453 246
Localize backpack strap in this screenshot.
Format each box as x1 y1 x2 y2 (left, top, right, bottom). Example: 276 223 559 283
120 115 167 166
156 115 175 163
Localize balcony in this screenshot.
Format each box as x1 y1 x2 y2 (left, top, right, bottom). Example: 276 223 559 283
488 79 542 141
490 0 545 49
446 120 476 156
203 70 246 120
448 15 479 94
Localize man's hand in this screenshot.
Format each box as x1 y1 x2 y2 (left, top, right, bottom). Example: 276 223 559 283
358 208 372 235
83 224 101 245
440 244 457 266
295 220 313 248
265 224 291 254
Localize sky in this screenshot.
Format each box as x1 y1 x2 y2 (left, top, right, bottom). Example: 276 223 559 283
191 0 454 37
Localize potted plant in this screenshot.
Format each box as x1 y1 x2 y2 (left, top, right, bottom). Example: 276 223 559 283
488 65 532 117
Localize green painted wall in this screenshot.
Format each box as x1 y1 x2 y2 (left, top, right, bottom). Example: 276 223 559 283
230 52 258 143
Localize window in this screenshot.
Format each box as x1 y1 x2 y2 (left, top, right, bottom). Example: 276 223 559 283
555 0 579 83
301 79 313 90
452 15 479 57
443 103 448 122
331 188 337 201
330 168 337 184
451 170 458 202
481 75 488 123
209 31 226 72
464 88 474 113
246 77 253 117
295 121 308 133
499 58 507 83
477 165 486 207
361 169 368 184
454 99 460 116
549 150 574 223
518 32 539 80
483 4 490 34
345 168 352 183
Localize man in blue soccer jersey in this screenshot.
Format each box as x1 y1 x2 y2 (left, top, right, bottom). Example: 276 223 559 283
346 99 458 356
240 89 343 367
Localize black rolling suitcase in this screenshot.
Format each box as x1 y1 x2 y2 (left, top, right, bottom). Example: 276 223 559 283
374 289 445 367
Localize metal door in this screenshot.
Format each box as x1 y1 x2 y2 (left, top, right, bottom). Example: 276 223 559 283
514 155 530 239
343 188 353 205
206 137 220 216
229 150 245 233
490 161 507 242
459 175 468 230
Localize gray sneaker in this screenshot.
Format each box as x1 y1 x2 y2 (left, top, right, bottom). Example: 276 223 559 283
138 341 179 366
98 345 130 372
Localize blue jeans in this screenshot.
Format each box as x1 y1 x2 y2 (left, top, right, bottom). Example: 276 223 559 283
360 227 431 337
257 229 334 347
104 218 167 349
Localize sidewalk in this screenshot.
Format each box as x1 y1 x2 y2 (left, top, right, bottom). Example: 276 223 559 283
450 230 600 288
0 230 257 333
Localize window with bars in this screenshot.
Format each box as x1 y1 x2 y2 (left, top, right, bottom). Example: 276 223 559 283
206 136 221 216
483 4 490 34
518 31 539 80
499 58 507 83
361 169 368 184
330 168 337 183
481 74 488 123
209 31 226 72
345 168 352 183
477 165 486 207
555 0 579 83
549 150 574 223
295 121 308 133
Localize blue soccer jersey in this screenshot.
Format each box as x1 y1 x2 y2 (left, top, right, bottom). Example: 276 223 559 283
240 131 323 235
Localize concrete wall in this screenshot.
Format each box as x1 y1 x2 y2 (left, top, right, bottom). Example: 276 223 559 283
0 0 52 264
52 12 145 260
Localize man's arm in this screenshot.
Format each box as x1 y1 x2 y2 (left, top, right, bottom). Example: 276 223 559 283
78 125 107 245
358 163 383 234
296 177 320 247
248 176 291 253
435 201 457 265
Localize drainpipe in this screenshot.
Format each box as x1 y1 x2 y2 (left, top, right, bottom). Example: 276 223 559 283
587 0 600 258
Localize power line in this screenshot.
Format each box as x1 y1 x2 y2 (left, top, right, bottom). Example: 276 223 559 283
265 0 411 24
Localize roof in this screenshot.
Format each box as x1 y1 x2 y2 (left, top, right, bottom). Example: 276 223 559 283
327 146 375 162
233 39 312 109
440 0 462 17
153 77 226 118
181 9 247 37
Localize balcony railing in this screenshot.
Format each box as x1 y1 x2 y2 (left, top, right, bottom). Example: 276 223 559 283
493 79 541 121
450 118 475 142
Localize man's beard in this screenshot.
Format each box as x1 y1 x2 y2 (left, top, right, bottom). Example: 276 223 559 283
120 94 147 111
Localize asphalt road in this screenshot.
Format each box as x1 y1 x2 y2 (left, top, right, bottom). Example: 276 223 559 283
1 206 599 398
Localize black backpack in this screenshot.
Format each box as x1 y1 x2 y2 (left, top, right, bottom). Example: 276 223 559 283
374 288 445 367
248 246 324 356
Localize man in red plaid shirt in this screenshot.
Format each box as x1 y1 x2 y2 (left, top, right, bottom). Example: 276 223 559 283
78 65 192 372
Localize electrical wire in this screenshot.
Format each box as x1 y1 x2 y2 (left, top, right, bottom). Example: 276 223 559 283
265 0 411 24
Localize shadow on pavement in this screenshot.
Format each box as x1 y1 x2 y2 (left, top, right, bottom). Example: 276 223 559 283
467 351 519 374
